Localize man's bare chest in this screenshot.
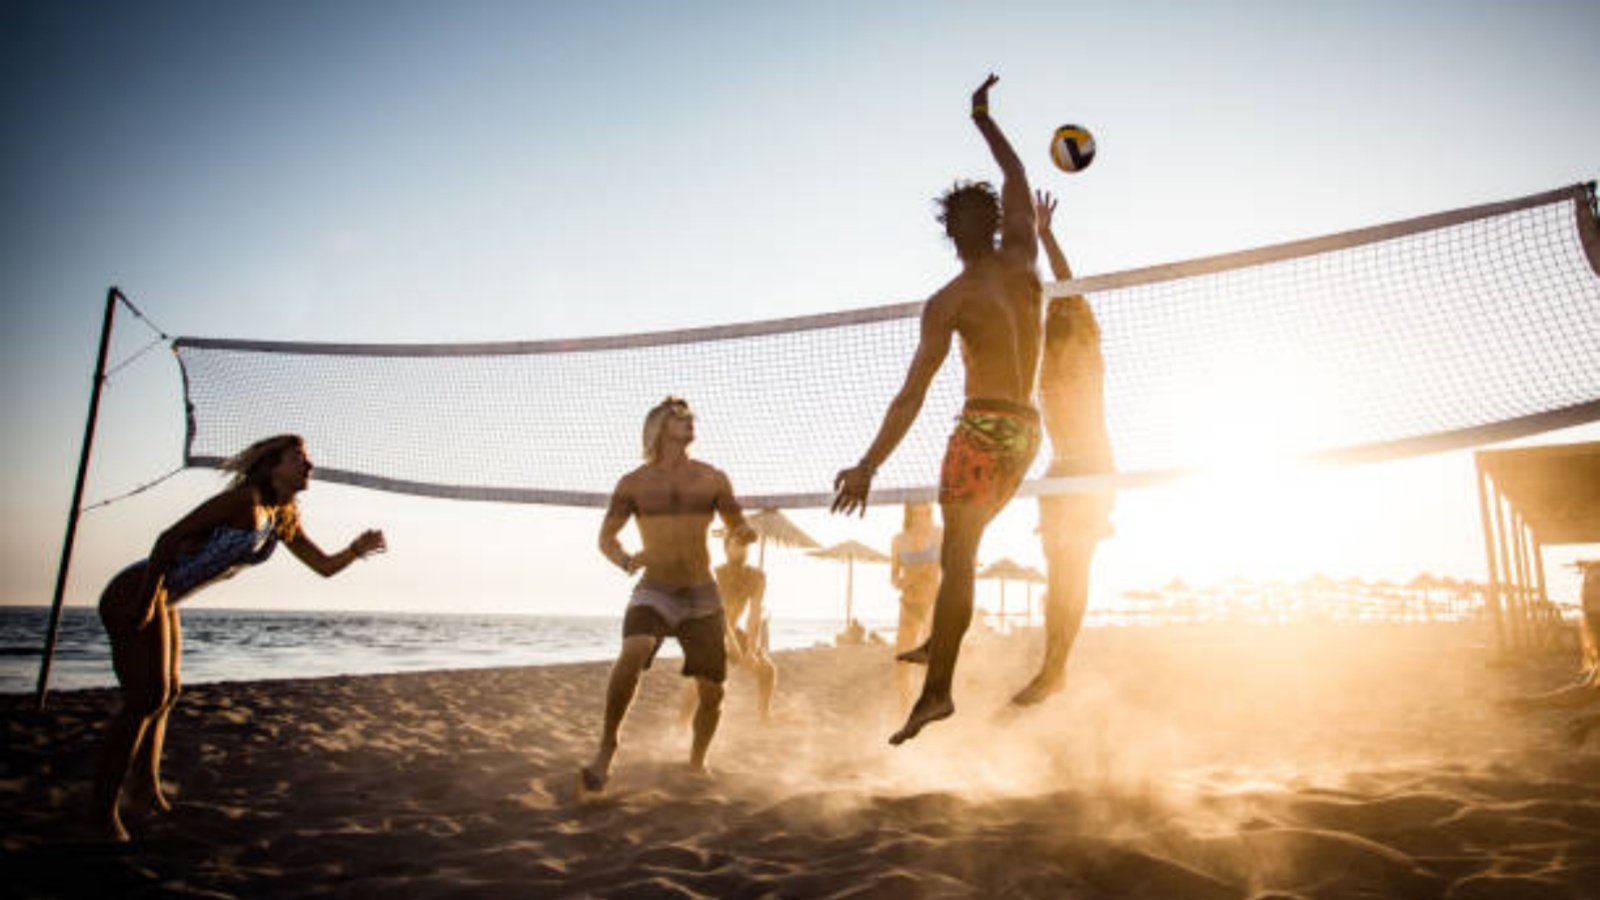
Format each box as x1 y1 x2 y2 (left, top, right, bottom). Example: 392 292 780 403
633 472 718 516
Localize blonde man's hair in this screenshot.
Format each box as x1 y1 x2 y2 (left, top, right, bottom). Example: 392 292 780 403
220 434 304 540
641 396 691 463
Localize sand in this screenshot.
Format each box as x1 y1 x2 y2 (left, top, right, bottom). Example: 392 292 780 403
4 622 1599 899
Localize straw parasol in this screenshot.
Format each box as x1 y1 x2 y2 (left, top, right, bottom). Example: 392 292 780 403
743 508 820 569
809 540 890 626
979 557 1036 632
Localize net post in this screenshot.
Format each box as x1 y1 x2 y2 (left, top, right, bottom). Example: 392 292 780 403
34 286 122 710
1474 454 1507 655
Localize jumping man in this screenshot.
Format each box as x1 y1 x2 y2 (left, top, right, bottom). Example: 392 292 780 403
832 74 1044 745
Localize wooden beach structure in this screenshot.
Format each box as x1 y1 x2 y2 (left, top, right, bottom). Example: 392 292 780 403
1474 441 1600 653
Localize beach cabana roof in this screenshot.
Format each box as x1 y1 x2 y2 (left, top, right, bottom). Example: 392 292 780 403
1477 441 1600 544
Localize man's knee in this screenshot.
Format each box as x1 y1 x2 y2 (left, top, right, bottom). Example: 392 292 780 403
160 681 182 711
695 678 724 710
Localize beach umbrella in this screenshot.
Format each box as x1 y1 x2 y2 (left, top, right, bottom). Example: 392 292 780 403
979 557 1035 632
742 508 820 569
809 540 890 626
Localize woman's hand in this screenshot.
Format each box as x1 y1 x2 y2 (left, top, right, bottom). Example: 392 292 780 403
350 529 387 559
1034 190 1057 235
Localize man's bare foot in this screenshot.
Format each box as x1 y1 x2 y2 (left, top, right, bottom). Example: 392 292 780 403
577 765 608 795
1010 673 1064 707
580 740 617 795
686 760 715 780
889 693 954 745
896 640 931 665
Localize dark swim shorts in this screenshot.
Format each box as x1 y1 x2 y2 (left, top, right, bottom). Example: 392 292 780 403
938 398 1042 512
623 580 728 683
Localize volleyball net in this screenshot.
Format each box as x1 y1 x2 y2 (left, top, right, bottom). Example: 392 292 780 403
172 183 1600 508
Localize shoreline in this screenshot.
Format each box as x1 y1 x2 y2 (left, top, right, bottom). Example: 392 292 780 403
5 623 1598 898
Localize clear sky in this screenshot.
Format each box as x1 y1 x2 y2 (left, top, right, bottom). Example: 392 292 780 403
3 1 1597 623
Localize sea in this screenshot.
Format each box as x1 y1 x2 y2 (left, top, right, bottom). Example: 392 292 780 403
0 606 859 696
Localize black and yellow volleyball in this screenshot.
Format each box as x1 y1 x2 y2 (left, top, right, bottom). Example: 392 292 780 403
1050 124 1096 173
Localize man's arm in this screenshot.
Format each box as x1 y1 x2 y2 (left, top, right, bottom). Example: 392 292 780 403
597 476 641 574
713 469 757 546
970 74 1036 263
832 297 957 515
1034 190 1072 282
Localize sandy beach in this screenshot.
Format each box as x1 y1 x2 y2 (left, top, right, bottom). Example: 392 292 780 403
5 622 1599 899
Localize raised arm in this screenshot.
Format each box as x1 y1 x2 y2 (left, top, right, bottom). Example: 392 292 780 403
1034 190 1073 282
284 525 386 578
598 476 642 574
970 74 1036 262
832 296 958 515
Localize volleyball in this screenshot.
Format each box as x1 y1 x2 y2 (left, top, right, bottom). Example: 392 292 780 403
1050 124 1096 173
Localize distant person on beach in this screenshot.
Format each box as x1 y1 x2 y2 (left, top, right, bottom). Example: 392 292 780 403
713 531 777 721
832 73 1043 746
891 502 942 712
584 396 756 793
1504 560 1600 744
1012 189 1117 707
92 434 386 842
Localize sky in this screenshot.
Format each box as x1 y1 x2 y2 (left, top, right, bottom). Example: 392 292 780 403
3 0 1598 623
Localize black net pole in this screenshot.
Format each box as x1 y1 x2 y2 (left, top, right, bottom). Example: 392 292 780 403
34 286 121 709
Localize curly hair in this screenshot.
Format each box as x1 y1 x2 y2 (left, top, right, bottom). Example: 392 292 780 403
936 180 1001 262
219 433 304 539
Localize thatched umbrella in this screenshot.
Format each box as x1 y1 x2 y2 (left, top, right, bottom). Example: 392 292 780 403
809 540 890 626
743 508 820 569
979 557 1036 632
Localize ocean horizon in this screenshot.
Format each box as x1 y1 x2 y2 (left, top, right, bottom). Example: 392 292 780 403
0 605 874 696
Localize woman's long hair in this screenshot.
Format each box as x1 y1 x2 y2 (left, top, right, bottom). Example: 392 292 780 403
219 434 303 540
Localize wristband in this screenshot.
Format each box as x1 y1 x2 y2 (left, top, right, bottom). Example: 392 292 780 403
971 104 989 117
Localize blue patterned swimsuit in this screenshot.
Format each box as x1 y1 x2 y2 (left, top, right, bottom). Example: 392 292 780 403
162 521 280 601
111 518 280 606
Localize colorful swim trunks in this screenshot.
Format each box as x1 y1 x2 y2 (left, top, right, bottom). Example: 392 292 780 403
938 398 1042 511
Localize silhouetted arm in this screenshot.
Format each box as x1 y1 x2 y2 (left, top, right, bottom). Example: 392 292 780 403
284 526 385 578
1034 190 1072 282
832 293 958 515
970 74 1036 262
